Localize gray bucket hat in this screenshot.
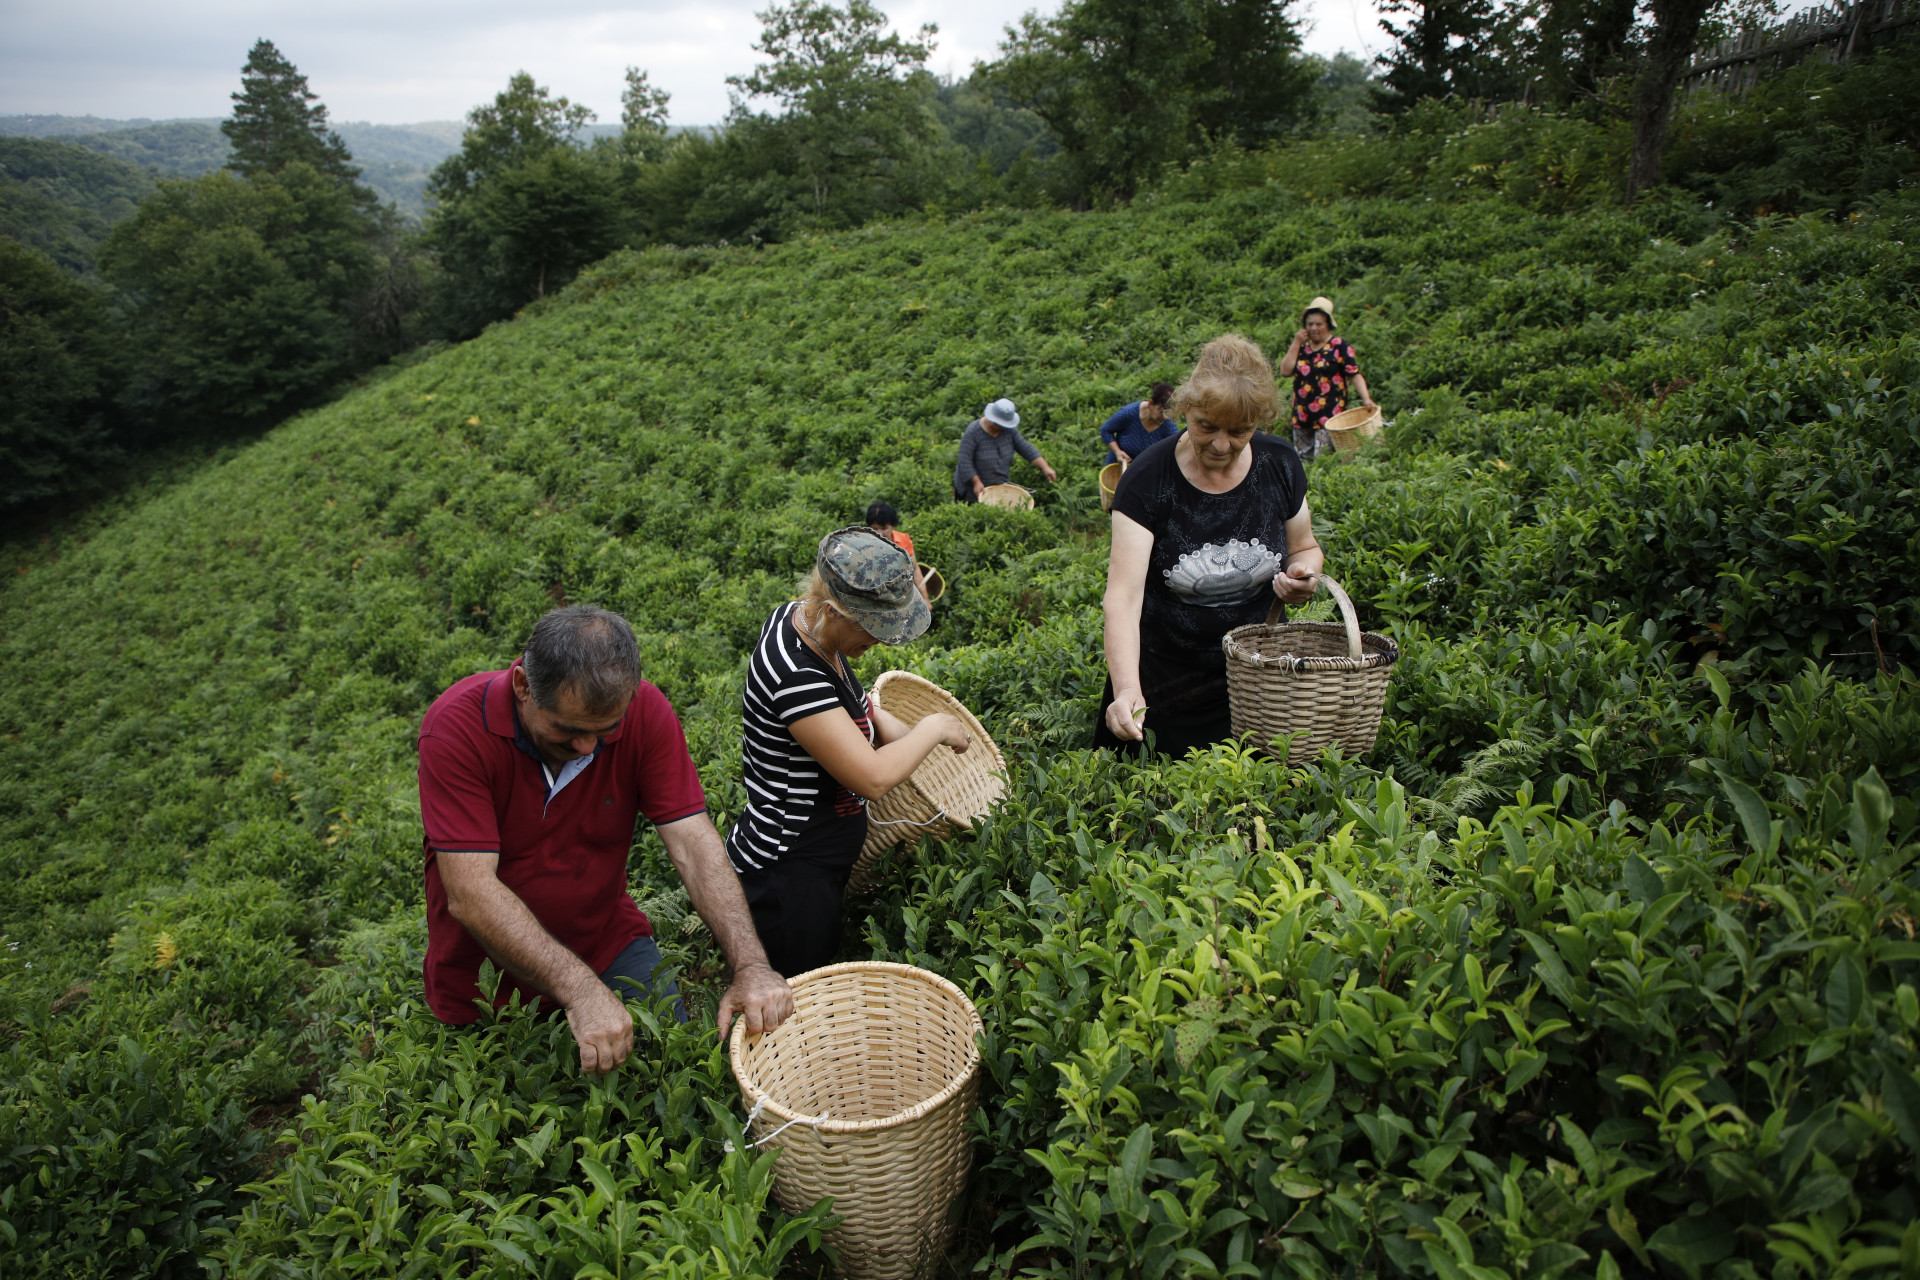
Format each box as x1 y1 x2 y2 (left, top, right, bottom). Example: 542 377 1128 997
982 398 1020 429
817 526 931 645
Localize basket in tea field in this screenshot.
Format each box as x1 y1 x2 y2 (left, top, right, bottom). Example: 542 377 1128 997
1098 461 1124 512
1222 574 1398 759
920 564 946 604
1325 403 1383 454
729 962 982 1280
851 671 1004 891
979 483 1033 510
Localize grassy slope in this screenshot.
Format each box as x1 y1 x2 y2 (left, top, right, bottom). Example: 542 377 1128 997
2 192 1917 1275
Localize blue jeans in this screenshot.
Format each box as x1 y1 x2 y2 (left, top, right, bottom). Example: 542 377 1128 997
598 935 688 1024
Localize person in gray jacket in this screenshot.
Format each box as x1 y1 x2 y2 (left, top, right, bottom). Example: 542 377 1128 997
953 398 1058 502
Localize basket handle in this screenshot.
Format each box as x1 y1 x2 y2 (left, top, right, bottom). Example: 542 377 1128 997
870 807 948 830
1264 572 1363 659
1319 574 1364 660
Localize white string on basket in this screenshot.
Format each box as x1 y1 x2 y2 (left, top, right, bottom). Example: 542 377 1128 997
723 1097 832 1152
868 807 948 829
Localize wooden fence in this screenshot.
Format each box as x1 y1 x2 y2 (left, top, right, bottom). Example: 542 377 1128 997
1685 0 1917 93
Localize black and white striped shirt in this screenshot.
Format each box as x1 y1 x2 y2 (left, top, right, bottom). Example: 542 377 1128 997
726 602 875 871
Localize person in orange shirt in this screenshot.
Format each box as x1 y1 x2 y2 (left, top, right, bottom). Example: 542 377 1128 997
866 501 930 602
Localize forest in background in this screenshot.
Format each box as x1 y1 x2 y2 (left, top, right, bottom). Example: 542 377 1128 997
4 115 501 217
2 0 1914 522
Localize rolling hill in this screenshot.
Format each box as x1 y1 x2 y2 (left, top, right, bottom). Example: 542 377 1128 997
0 136 154 270
0 115 470 217
2 188 1916 1277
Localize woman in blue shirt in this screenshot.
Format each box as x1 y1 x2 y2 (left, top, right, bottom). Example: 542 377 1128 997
1100 382 1179 464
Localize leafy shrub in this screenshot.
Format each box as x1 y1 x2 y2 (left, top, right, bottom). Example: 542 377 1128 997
202 943 834 1279
863 699 1920 1279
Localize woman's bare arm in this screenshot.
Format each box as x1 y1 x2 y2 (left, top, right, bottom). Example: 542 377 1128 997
1102 512 1154 741
1275 500 1325 603
1284 329 1308 376
790 705 969 800
872 703 913 744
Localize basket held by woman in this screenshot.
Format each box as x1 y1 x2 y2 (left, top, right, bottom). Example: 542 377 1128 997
851 672 1005 891
979 483 1034 510
1098 461 1125 513
1222 574 1397 759
1324 404 1383 455
921 564 947 604
730 962 982 1280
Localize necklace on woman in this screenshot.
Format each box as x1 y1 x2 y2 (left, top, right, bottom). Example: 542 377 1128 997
794 613 850 683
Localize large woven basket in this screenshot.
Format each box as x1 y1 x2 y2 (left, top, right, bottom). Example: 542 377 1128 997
729 962 982 1280
1223 574 1398 760
979 483 1033 510
850 672 1006 892
921 564 947 604
1098 461 1125 512
1325 404 1383 454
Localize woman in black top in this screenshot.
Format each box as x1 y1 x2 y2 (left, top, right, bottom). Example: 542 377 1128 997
1096 334 1324 758
728 526 970 977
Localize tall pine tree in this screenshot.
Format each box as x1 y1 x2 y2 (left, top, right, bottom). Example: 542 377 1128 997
1193 0 1316 146
222 39 362 188
1372 0 1525 110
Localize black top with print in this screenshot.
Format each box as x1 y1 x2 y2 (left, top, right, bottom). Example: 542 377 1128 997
1110 432 1308 678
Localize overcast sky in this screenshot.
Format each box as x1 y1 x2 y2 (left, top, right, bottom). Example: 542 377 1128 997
0 0 1390 127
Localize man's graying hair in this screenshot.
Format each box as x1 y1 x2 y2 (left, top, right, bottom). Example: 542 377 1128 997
522 606 642 715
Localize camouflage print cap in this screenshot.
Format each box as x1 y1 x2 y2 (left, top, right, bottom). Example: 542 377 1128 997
817 525 931 645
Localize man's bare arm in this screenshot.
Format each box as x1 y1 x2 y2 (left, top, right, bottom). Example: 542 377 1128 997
437 850 633 1076
655 814 795 1036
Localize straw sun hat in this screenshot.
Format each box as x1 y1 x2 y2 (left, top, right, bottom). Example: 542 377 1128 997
1302 296 1338 330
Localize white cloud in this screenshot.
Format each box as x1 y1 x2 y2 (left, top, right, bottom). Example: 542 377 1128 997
1 0 1386 126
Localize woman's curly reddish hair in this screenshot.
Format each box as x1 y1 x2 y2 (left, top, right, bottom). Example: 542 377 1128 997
1171 333 1279 430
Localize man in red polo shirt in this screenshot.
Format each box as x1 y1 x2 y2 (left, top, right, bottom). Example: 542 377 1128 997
418 605 792 1075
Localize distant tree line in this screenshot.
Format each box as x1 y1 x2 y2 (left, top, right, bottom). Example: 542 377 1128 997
5 0 1916 515
4 40 416 512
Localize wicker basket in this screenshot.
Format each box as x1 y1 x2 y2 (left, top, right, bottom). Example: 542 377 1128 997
1222 574 1398 760
1098 461 1125 513
979 483 1033 510
730 962 982 1280
1325 404 1383 454
921 564 946 604
850 672 1006 892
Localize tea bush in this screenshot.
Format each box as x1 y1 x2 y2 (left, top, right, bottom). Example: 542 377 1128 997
873 741 1920 1280
2 184 1917 1276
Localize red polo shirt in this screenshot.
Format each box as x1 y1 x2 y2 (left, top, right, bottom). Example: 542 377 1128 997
417 661 707 1023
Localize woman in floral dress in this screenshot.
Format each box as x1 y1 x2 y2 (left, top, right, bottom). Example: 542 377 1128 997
1280 296 1374 461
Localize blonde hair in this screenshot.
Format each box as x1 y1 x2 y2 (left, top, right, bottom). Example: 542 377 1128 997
1172 333 1279 430
797 569 836 636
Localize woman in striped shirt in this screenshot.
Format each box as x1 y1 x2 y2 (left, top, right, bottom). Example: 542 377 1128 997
726 527 971 977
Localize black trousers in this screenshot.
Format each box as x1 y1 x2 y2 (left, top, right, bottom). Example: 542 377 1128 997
736 814 866 979
1092 617 1286 759
1091 670 1233 759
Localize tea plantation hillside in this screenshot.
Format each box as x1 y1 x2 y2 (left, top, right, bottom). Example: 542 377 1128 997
3 190 1918 1278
